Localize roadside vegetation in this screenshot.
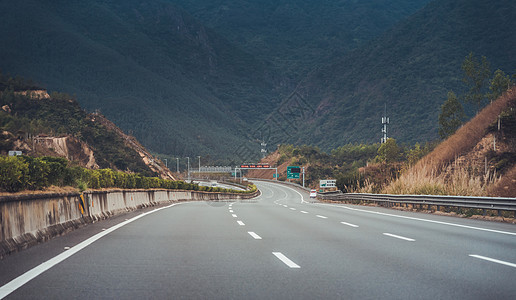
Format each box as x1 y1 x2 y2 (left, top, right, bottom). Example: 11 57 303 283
272 54 515 197
273 141 435 193
0 155 255 194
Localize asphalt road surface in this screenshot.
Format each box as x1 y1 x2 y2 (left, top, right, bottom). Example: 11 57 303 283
1 180 515 299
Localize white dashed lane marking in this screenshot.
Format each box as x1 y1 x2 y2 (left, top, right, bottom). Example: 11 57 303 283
248 232 262 240
340 222 359 228
273 252 300 268
469 255 516 268
383 233 415 242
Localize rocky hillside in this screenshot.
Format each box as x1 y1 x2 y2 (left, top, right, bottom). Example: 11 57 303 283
0 74 174 179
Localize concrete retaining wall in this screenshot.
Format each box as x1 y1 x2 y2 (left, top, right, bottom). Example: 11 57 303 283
0 189 258 258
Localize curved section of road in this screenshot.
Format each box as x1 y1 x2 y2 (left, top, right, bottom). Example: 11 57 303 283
1 181 515 299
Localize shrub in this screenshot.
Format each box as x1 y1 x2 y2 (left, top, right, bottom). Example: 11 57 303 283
0 156 28 192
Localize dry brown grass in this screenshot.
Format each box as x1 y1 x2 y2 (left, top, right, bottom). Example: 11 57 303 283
415 87 516 176
384 164 499 196
384 88 515 196
0 185 79 197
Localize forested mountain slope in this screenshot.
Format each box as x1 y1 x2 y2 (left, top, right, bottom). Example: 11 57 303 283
0 0 279 159
171 0 431 81
284 0 516 149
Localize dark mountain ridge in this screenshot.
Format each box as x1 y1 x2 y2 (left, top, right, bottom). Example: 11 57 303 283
171 0 432 81
283 0 516 149
0 0 280 159
1 0 514 161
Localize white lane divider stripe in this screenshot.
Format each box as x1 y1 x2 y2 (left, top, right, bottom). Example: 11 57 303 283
232 214 237 218
383 233 415 242
316 202 516 237
340 221 359 228
273 252 300 268
300 211 308 214
283 205 288 208
316 215 328 219
469 255 516 268
248 232 262 240
229 210 234 213
290 208 296 211
237 221 245 226
0 202 185 299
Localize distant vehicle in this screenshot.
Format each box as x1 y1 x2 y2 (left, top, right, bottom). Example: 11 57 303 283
310 189 317 198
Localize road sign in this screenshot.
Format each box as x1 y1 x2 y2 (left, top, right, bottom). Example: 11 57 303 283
320 179 336 188
240 164 270 169
287 166 300 179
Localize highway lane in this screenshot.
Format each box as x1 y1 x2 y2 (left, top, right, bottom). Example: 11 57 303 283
1 181 515 299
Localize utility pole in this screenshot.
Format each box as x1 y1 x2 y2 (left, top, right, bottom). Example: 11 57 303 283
176 158 179 173
302 167 305 188
164 158 168 168
197 156 201 179
186 157 190 181
381 103 389 143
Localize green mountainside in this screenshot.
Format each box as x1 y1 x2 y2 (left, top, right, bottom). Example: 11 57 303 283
0 0 280 160
281 0 516 149
171 0 431 81
1 0 515 161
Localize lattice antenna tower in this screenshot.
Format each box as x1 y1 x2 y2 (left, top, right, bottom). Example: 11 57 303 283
260 133 267 158
381 103 389 143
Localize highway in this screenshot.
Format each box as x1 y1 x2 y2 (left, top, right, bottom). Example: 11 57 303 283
1 180 515 299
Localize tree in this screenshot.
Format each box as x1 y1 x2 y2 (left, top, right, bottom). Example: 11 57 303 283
488 69 512 102
438 91 465 139
376 138 399 163
462 52 491 112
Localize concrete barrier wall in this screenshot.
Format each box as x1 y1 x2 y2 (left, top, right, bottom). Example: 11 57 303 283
0 189 258 258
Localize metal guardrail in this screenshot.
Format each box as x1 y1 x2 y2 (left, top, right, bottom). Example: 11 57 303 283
318 193 516 217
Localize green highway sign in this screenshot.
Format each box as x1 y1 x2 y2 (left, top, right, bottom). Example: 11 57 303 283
287 166 301 179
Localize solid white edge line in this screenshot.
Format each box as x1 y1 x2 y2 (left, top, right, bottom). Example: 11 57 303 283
0 202 184 299
340 221 359 228
383 233 415 242
237 220 245 226
316 215 328 219
315 202 516 237
257 181 307 204
272 252 300 268
248 232 262 240
469 255 516 268
276 184 308 204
